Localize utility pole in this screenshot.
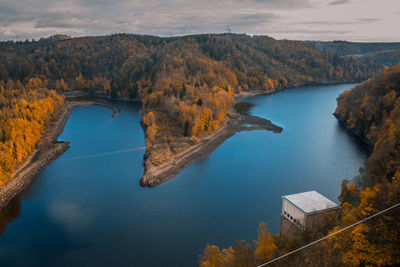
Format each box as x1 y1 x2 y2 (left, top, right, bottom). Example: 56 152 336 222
226 25 231 33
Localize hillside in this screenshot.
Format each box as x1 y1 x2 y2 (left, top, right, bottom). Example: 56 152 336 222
0 34 384 184
199 65 400 266
309 40 400 57
308 41 400 68
335 64 400 185
0 78 64 185
353 49 400 68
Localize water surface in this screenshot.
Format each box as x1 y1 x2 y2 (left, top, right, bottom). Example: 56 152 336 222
0 84 368 266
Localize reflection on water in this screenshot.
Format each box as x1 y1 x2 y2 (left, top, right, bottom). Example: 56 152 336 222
0 84 368 266
0 196 21 235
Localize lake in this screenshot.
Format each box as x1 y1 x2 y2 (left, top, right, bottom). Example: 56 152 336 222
0 83 368 266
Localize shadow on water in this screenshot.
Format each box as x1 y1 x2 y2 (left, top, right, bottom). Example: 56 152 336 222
0 84 369 266
0 197 21 235
234 102 255 114
334 120 372 154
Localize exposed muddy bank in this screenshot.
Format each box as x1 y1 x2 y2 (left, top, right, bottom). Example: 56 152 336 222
140 81 363 187
140 97 282 187
0 100 119 209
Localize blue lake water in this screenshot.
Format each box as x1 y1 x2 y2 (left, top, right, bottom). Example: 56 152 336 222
0 83 368 266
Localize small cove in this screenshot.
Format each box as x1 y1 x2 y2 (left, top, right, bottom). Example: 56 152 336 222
0 83 368 266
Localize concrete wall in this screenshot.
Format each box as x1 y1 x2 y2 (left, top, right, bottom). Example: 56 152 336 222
304 209 338 233
282 198 305 228
280 198 340 236
280 215 301 237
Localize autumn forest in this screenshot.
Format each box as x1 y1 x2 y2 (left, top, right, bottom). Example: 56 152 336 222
0 33 383 178
0 33 399 266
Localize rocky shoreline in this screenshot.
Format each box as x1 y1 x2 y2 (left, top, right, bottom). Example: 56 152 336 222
0 100 119 209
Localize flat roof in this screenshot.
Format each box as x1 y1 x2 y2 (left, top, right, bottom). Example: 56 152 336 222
282 190 340 214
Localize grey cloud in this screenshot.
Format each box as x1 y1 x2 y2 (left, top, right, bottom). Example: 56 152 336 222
298 18 381 27
329 0 351 6
35 15 97 29
0 0 396 42
298 21 351 26
244 0 313 9
357 18 381 23
270 29 351 35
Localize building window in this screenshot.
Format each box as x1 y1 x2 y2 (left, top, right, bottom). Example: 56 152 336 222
290 216 293 220
293 219 296 223
284 211 287 215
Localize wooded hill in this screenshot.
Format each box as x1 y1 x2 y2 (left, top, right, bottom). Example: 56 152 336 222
351 49 400 68
0 34 383 160
199 65 400 266
308 40 400 57
309 40 400 68
0 78 64 185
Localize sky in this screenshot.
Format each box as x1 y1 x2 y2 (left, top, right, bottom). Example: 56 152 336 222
0 0 399 42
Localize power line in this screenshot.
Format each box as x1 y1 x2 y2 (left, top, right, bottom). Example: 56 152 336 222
59 147 145 162
258 202 400 266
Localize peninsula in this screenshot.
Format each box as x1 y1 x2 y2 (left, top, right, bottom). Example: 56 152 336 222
0 33 394 203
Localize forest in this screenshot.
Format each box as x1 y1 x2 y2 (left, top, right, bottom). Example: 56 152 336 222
0 78 64 186
199 64 400 267
0 33 384 168
0 33 399 266
309 40 400 57
352 49 400 69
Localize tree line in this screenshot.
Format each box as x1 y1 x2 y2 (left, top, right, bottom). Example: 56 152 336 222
0 34 383 149
0 78 64 186
199 64 400 266
0 33 385 182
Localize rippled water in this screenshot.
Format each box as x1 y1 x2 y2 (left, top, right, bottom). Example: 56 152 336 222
0 84 368 266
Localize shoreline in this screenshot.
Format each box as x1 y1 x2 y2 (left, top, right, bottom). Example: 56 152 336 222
0 81 362 204
0 100 119 209
140 89 283 187
139 80 363 187
333 113 373 151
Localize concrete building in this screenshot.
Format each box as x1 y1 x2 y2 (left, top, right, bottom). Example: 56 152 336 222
280 190 340 236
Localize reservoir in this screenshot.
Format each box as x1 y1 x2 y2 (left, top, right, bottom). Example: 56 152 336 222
0 83 368 266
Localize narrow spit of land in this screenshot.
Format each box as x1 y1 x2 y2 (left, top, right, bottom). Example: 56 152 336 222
0 100 119 209
0 90 282 206
140 91 283 187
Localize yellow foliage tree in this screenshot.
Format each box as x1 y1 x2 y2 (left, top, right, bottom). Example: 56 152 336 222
254 222 277 262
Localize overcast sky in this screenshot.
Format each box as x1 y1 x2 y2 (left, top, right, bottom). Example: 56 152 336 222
0 0 399 42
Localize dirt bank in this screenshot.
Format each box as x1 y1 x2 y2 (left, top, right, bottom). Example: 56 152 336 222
140 94 282 187
0 100 119 209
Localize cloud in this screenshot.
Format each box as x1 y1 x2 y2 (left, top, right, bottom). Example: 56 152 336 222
298 21 351 26
0 0 397 42
0 0 289 39
328 0 351 6
247 0 313 9
35 13 97 29
357 18 381 23
270 28 351 35
298 18 381 27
